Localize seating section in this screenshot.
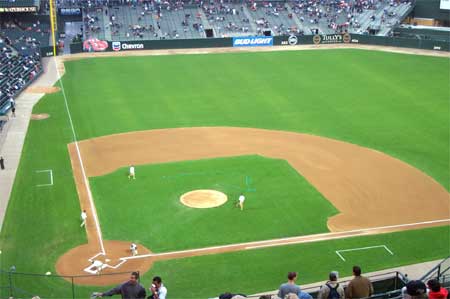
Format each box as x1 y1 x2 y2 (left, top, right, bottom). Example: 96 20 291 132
0 39 42 114
0 21 50 56
0 0 35 7
393 25 450 41
81 0 413 41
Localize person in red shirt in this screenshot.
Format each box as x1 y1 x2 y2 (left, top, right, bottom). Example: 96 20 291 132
427 279 448 299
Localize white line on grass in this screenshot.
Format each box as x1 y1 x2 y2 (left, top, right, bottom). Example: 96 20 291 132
52 56 106 255
119 218 449 261
36 169 53 187
335 245 394 262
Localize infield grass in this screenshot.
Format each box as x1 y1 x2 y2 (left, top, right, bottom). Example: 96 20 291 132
90 155 337 252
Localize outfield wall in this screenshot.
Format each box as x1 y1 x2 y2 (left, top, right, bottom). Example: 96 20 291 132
69 33 450 54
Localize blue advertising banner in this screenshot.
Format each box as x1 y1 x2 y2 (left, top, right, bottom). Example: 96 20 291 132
232 36 273 47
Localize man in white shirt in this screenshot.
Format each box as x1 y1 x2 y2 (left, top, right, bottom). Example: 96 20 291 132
128 166 136 179
81 210 87 227
236 194 246 211
149 276 167 299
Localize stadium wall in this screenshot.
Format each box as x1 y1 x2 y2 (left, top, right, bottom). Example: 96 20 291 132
69 34 450 54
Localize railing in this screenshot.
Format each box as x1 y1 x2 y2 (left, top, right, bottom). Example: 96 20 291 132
246 271 407 299
421 256 450 282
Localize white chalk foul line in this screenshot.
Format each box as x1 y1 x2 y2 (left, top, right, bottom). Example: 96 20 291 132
36 169 53 187
53 57 106 255
335 245 394 262
118 218 449 261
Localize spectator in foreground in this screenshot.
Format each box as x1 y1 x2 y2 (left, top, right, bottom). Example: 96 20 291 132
149 276 167 299
278 272 302 299
318 271 345 299
96 271 146 299
427 279 447 299
402 280 427 299
346 266 373 299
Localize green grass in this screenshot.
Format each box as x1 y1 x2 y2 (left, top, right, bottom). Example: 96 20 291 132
142 225 450 299
90 155 337 252
62 50 450 190
0 49 448 298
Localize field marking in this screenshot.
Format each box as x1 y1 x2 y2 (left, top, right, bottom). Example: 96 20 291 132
118 218 449 262
335 245 394 262
35 169 53 187
53 56 106 255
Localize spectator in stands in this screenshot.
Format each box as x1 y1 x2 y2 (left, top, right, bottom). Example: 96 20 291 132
402 280 427 299
278 272 302 299
96 271 146 299
427 279 448 299
148 276 167 299
346 266 373 299
318 271 345 299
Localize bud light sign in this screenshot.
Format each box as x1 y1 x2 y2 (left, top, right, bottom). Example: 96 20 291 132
233 36 273 47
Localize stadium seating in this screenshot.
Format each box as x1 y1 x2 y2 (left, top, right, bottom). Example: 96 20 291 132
80 0 413 41
0 38 42 114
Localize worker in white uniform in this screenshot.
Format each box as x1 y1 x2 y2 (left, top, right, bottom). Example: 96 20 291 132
236 194 246 211
128 166 136 179
81 210 87 227
130 243 138 256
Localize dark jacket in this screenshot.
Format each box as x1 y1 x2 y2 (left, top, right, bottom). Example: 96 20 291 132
103 281 146 299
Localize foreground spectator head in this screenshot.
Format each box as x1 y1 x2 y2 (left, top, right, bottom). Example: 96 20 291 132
288 272 298 281
403 280 427 299
130 271 139 284
329 271 339 281
426 279 447 299
352 266 361 276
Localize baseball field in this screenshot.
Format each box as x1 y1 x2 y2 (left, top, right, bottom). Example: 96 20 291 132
0 48 449 299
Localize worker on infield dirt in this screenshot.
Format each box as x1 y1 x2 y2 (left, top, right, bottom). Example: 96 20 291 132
236 193 246 211
81 210 87 227
128 166 135 179
130 243 138 256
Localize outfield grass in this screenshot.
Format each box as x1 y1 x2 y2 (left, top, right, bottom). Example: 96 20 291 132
90 155 337 252
62 50 450 190
0 49 448 298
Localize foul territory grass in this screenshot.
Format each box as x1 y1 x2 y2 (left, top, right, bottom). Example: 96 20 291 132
0 49 448 298
143 225 450 299
90 155 338 252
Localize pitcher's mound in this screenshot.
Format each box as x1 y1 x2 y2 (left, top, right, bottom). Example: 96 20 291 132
180 190 228 208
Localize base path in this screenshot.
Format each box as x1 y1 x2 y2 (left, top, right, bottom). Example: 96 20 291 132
57 127 450 285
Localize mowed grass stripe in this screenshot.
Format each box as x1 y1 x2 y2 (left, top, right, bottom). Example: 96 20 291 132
62 50 449 190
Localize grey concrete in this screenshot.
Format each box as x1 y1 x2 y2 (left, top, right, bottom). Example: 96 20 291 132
0 57 60 232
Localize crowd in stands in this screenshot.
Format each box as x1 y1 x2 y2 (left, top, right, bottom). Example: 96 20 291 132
75 0 413 41
0 19 44 116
